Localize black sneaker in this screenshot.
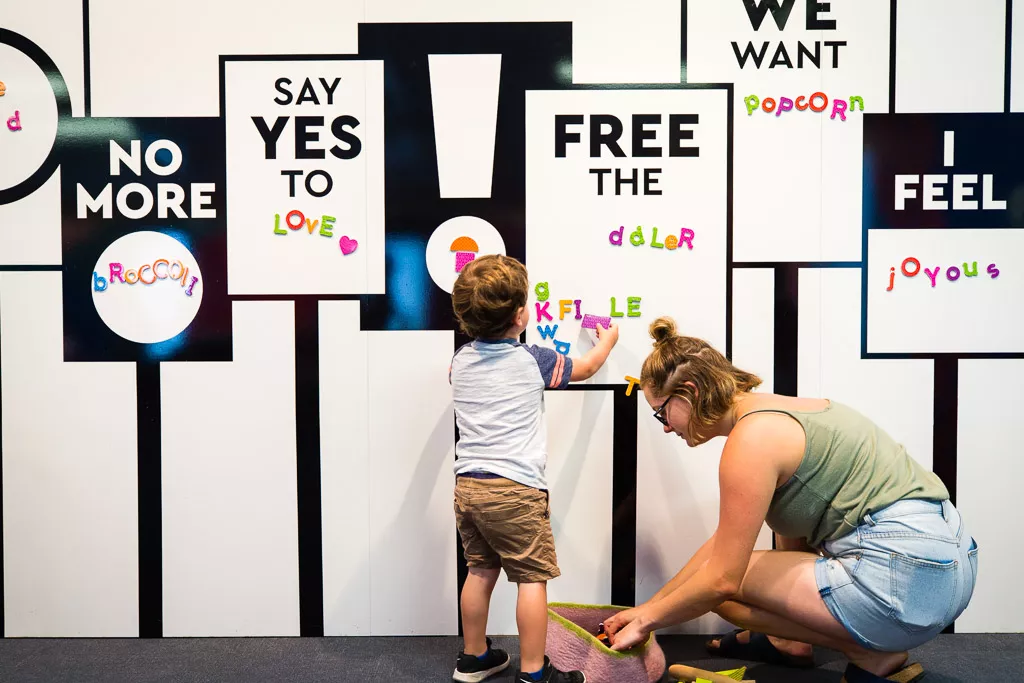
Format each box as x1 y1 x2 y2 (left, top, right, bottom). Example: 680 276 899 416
515 656 587 683
453 638 511 682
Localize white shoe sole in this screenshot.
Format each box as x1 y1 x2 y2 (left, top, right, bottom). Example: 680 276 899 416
452 657 511 682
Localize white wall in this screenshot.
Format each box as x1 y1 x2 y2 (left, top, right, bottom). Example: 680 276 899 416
161 301 300 637
0 0 1020 639
1 273 138 636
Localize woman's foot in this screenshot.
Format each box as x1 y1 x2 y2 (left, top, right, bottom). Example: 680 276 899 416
705 629 814 667
846 650 912 678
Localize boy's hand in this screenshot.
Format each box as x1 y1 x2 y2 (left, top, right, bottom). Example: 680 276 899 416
595 322 620 347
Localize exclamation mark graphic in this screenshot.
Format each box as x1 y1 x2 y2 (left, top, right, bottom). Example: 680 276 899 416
428 54 502 199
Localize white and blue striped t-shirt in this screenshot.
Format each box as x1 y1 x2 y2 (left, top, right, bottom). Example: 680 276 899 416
450 338 574 490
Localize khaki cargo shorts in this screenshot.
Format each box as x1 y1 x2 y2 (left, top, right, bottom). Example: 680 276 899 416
454 475 560 583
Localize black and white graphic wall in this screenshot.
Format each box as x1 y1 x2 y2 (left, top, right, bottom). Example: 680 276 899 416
0 0 1021 639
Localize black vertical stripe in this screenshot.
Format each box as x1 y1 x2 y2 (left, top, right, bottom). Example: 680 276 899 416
724 84 734 361
454 330 471 638
932 357 958 505
889 0 898 112
137 361 162 638
1006 0 1014 114
680 0 688 83
0 293 5 637
610 386 638 607
295 298 324 636
773 265 799 398
772 264 800 550
933 355 958 634
82 0 90 116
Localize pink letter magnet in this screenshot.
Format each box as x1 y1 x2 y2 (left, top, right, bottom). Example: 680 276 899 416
581 314 611 330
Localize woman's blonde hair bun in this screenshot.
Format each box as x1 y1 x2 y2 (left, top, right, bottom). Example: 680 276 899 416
649 316 678 345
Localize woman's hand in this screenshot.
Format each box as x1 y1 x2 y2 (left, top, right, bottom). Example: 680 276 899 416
604 607 653 652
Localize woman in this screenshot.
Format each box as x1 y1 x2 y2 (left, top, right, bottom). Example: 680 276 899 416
604 318 977 683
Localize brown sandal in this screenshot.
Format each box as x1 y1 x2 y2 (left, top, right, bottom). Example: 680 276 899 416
841 661 926 683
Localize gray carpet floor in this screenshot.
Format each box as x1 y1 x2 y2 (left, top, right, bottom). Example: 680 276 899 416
0 634 1018 682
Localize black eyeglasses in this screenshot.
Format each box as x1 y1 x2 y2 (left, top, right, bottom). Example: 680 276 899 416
653 396 672 426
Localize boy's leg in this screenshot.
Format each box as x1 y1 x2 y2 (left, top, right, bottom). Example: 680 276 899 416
462 567 501 656
516 581 548 674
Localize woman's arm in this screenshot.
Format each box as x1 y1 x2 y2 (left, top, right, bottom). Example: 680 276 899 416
646 533 717 604
609 417 783 645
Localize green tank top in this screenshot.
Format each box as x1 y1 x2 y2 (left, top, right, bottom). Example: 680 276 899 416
742 401 950 548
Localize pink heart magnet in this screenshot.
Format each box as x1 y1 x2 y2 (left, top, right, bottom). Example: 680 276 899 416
339 236 358 255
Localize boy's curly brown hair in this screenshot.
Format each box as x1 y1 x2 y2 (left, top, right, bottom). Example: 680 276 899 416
451 254 529 339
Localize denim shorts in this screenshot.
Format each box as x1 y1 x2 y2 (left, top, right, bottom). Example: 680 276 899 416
814 498 978 653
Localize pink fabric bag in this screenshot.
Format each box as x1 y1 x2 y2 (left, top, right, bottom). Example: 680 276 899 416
546 603 666 683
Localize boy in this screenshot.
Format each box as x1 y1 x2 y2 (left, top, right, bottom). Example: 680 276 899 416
449 254 619 683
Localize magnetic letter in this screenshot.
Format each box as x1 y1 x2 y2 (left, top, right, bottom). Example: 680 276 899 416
320 215 335 237
109 262 125 284
535 282 549 302
554 340 571 356
901 257 920 277
93 271 108 292
610 297 624 317
744 95 760 116
665 234 678 250
538 324 558 340
574 300 582 320
6 110 21 131
963 261 978 277
795 96 808 111
536 301 553 321
629 226 645 246
988 263 1000 278
559 299 572 320
849 96 864 112
946 266 960 281
762 98 777 113
286 210 305 230
887 267 895 292
609 226 624 246
809 92 828 112
924 267 940 287
273 214 287 235
830 98 848 121
624 376 641 397
777 97 794 116
627 296 642 317
650 227 664 248
185 276 199 297
680 228 695 249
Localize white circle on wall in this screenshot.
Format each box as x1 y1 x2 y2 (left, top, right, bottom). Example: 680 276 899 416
425 216 507 294
0 43 59 191
91 231 204 344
